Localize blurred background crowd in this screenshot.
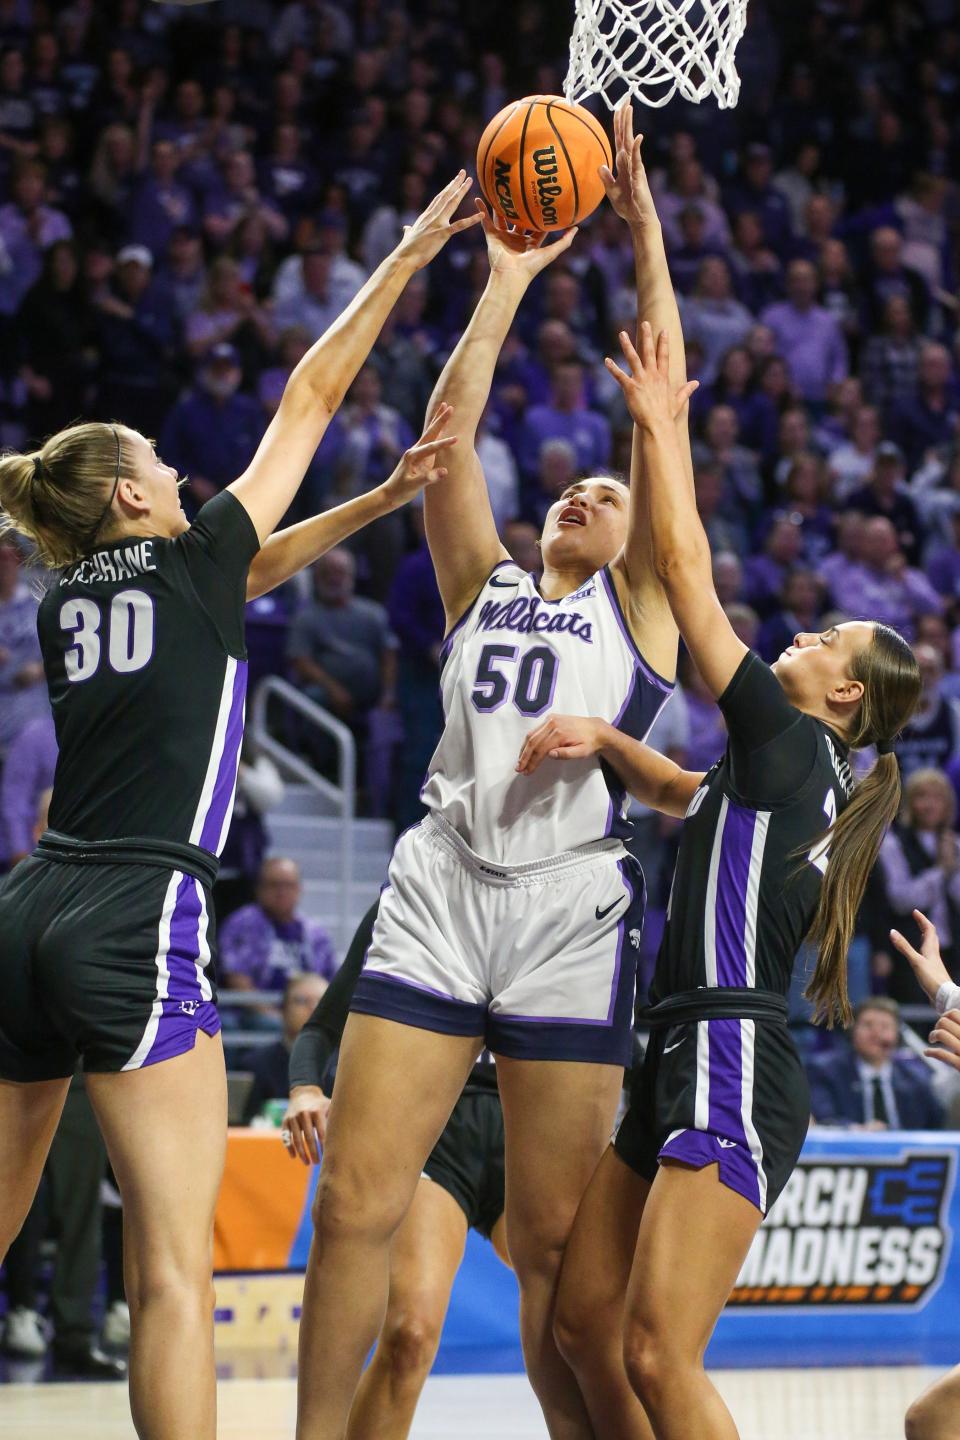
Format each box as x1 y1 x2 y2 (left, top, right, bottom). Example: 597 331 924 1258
2 3 960 1361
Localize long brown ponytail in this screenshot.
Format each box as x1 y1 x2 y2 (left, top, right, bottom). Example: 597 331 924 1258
803 624 922 1027
0 422 131 569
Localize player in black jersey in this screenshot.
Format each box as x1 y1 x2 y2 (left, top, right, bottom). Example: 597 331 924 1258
282 901 508 1440
0 173 480 1440
513 268 921 1440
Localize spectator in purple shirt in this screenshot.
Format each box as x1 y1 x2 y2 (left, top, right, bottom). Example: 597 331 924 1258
725 141 793 252
130 138 196 261
1 711 57 865
679 257 753 384
847 442 925 564
0 540 48 760
219 856 338 996
159 342 266 507
825 516 942 641
519 361 612 481
203 149 288 252
0 157 71 315
761 259 848 403
891 342 960 470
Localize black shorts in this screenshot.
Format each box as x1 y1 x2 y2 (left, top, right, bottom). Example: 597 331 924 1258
422 1087 505 1240
614 1017 809 1215
0 853 220 1081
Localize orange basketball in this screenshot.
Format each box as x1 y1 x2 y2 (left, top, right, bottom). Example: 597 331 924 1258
477 94 612 232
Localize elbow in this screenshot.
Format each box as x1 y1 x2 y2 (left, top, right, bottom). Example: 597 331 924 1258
654 542 709 592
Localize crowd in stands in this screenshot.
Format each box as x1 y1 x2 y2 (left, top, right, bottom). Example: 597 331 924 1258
2 0 960 1103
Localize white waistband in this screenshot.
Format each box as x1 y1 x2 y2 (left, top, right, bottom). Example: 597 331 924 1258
421 812 627 887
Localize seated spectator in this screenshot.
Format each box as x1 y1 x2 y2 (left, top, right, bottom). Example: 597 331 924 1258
824 516 941 641
160 224 206 324
817 509 867 600
891 342 960 470
807 998 943 1129
0 158 72 318
894 644 960 779
259 121 318 229
1 711 57 868
219 857 337 996
502 520 543 578
273 214 366 317
93 243 179 438
761 259 848 404
665 205 721 297
654 156 730 253
694 462 748 555
130 138 196 261
860 294 921 415
159 343 266 508
287 547 396 725
518 361 612 481
184 255 273 372
241 971 328 1123
728 210 782 315
725 141 792 252
203 148 288 251
475 411 519 533
768 403 817 490
525 438 577 528
782 453 834 566
862 225 930 335
817 238 861 350
691 404 761 514
0 540 48 763
712 550 744 607
879 770 960 997
926 504 960 603
827 404 881 502
17 238 98 438
338 363 415 500
257 325 346 513
679 257 753 383
744 512 804 617
847 442 924 564
756 569 825 664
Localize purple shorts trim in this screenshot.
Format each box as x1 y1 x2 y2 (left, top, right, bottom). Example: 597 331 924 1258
658 1127 763 1212
351 972 487 1038
133 999 221 1071
486 1013 633 1065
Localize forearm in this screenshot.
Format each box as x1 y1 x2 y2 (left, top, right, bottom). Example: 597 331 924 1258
631 219 693 490
428 271 528 444
288 250 416 416
597 722 703 817
248 486 401 599
641 417 713 590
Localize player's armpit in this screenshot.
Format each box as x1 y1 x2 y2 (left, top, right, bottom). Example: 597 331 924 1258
606 553 678 685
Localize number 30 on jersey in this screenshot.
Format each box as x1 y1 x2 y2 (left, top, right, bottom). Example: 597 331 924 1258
59 589 156 682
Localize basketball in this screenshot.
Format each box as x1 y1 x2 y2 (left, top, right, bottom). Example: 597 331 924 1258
477 94 612 231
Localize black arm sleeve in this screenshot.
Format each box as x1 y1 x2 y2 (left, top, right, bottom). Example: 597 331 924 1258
718 651 820 806
288 900 380 1092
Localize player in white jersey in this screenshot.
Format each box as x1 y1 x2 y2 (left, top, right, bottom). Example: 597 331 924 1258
296 105 697 1440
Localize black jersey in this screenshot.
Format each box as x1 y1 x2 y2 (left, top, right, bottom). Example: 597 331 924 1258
651 651 854 1003
289 901 497 1096
37 491 260 862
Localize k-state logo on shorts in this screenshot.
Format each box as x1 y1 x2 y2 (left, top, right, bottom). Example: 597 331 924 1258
731 1150 956 1309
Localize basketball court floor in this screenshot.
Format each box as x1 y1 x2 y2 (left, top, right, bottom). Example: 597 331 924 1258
0 1365 941 1438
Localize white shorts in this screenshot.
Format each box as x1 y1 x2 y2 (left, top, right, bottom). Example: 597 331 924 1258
350 813 646 1064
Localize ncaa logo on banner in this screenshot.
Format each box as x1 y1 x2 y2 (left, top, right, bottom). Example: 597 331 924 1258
730 1150 956 1310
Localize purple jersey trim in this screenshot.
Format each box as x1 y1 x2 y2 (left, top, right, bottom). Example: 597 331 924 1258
599 565 675 693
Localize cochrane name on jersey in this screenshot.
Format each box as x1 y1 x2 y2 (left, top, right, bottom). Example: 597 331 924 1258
60 541 158 587
477 595 593 642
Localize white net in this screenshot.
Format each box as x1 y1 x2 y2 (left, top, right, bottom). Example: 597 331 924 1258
564 0 749 111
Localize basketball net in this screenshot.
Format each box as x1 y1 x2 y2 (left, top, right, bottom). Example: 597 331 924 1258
564 0 748 111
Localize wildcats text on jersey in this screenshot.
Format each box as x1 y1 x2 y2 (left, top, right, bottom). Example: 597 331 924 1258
477 595 593 643
730 1150 955 1309
60 542 158 588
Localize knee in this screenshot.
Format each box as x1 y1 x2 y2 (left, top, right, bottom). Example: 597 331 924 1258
622 1316 674 1410
553 1286 599 1371
310 1162 408 1249
376 1305 443 1389
135 1259 215 1318
508 1213 573 1289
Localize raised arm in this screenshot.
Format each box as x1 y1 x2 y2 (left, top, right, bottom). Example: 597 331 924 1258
607 323 747 700
246 408 456 600
515 713 704 818
228 173 480 544
425 206 577 628
602 104 695 681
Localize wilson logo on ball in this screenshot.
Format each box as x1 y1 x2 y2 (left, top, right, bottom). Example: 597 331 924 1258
532 145 561 226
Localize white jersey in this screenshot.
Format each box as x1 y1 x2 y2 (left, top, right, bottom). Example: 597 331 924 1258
422 561 674 865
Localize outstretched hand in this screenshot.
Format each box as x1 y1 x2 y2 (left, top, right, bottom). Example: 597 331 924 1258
381 403 458 509
600 101 657 232
477 198 578 282
396 171 483 270
606 322 699 430
889 909 951 1005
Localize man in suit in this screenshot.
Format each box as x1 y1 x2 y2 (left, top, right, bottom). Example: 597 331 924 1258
807 997 944 1130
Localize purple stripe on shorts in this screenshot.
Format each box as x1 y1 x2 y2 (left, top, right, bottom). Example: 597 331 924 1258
659 1128 764 1212
706 1019 760 1209
143 875 218 1067
198 660 248 853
